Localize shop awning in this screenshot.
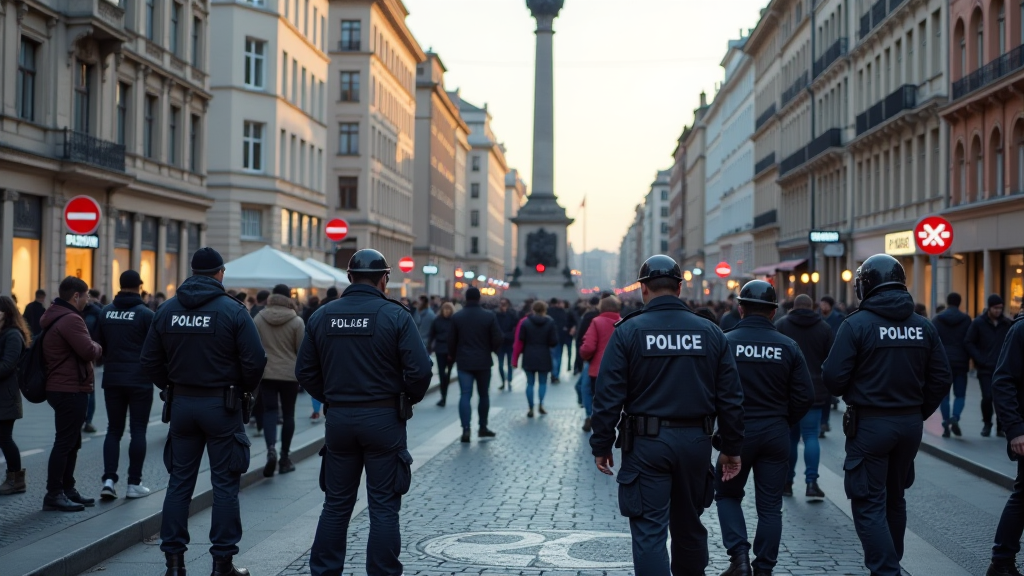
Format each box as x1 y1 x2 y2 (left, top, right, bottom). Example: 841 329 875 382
750 264 778 275
775 258 807 272
222 246 335 290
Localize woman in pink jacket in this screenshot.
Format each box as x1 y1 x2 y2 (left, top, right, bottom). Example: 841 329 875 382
579 296 622 432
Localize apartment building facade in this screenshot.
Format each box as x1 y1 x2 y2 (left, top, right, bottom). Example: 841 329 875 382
459 97 509 284
504 168 527 283
641 169 671 258
682 93 710 282
667 130 687 265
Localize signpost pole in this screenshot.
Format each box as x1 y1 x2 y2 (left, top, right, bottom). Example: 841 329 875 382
931 255 938 317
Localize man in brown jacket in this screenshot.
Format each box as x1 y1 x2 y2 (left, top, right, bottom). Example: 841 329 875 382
41 276 103 512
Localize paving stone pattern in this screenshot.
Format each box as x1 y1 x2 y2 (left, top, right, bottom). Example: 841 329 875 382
278 405 869 576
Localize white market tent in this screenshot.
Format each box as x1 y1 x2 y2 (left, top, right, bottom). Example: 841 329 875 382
303 258 351 287
222 246 335 290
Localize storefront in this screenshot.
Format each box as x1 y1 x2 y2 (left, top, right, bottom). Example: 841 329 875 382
853 229 933 312
944 198 1024 318
9 194 43 307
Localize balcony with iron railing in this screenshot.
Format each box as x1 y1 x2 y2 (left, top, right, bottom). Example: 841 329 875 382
753 209 778 229
952 43 1024 100
805 128 842 161
855 84 916 135
779 147 807 176
813 38 848 78
338 39 361 52
755 152 776 176
781 71 809 108
756 103 777 130
859 0 907 40
62 129 126 172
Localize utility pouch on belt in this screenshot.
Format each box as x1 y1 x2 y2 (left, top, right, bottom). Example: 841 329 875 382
224 386 241 412
843 407 858 438
703 416 714 436
397 394 413 421
616 416 635 453
161 387 173 424
241 391 255 425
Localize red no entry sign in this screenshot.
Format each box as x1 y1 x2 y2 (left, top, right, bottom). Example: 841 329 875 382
914 216 954 256
398 257 414 273
715 262 732 278
325 218 349 242
63 196 102 236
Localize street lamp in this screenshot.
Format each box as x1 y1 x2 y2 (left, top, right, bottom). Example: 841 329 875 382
800 273 811 284
811 272 820 283
841 269 853 282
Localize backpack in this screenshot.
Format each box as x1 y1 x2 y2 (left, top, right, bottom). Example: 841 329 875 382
17 327 50 404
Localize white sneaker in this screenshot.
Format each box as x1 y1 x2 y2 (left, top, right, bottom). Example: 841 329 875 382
126 484 151 499
100 479 117 500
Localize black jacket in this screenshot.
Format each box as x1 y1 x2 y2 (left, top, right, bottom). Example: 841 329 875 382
0 328 25 420
519 314 558 372
548 306 568 334
295 284 432 405
932 307 972 373
495 309 519 347
429 315 453 356
993 313 1024 449
141 275 267 392
81 302 102 342
727 315 814 425
447 302 503 371
720 308 741 331
562 310 578 342
22 301 45 337
590 296 744 457
822 289 951 418
97 292 155 389
775 308 834 407
965 311 1013 375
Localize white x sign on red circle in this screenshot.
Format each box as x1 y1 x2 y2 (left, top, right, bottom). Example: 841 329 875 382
914 216 954 256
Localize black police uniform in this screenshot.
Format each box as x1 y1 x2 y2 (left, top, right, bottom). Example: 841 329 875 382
591 292 744 576
717 313 813 574
97 290 155 489
141 260 266 575
989 312 1024 572
822 256 950 576
296 280 432 576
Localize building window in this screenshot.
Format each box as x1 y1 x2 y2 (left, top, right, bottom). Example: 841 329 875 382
16 38 37 121
146 0 156 40
660 190 668 201
471 183 480 198
116 82 130 145
303 0 309 34
74 62 93 134
144 94 157 158
977 27 984 69
291 58 298 101
170 2 181 56
244 39 265 89
471 210 480 227
471 237 479 254
340 20 361 51
471 155 480 171
339 176 358 209
301 67 307 109
281 52 288 95
168 106 180 166
660 222 669 234
660 207 668 217
313 7 318 44
661 240 669 252
189 114 200 172
338 123 359 155
243 121 264 171
191 17 201 67
241 208 262 240
340 71 359 101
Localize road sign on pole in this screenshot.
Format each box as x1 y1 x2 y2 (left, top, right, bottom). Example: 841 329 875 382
63 196 102 236
914 216 954 256
325 219 349 242
398 257 414 273
715 262 731 278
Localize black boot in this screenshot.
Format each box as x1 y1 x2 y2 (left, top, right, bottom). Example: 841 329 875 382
263 447 277 478
164 552 186 576
983 423 993 437
65 487 95 507
988 560 1024 576
721 552 751 576
211 556 249 576
279 454 295 474
42 491 85 512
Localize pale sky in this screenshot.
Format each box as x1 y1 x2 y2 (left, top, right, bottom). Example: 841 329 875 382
404 0 769 253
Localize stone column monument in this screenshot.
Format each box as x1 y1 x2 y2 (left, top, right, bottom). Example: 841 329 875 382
508 0 576 301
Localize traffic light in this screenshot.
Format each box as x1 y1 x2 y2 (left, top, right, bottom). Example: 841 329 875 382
536 263 546 274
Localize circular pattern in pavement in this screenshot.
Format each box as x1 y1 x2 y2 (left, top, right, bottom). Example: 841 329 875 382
420 530 634 569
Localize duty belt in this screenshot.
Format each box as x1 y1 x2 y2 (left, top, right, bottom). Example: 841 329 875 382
629 415 712 436
331 398 395 409
173 384 226 398
855 406 920 418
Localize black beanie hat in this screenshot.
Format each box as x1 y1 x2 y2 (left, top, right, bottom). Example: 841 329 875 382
191 247 224 274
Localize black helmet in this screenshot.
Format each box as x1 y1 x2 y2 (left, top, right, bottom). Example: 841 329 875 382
347 249 391 273
855 254 906 300
637 255 683 283
737 280 778 308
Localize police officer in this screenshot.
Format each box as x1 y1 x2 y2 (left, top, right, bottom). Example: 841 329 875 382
716 281 813 576
296 249 433 576
988 309 1024 576
822 254 951 576
141 247 267 576
591 255 745 576
97 270 156 500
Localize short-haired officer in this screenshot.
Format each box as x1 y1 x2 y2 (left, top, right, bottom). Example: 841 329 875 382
822 254 951 576
141 247 267 576
296 249 433 576
716 280 814 576
591 254 745 576
990 309 1024 576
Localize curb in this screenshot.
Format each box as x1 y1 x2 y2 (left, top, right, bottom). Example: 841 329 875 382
918 441 1014 490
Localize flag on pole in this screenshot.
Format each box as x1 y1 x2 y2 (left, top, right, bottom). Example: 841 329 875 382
580 196 586 208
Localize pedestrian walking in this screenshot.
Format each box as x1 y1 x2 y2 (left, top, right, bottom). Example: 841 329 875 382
22 289 46 337
966 294 1013 437
81 289 103 434
141 247 267 576
822 254 951 576
295 249 432 576
0 295 29 495
97 270 156 500
819 295 844 333
591 255 744 576
720 293 741 331
249 290 270 319
414 295 435 351
254 284 304 477
41 277 103 512
775 294 834 500
514 300 558 418
561 300 577 369
716 281 814 576
933 293 972 438
547 299 568 383
989 308 1024 576
448 287 503 443
578 296 621 433
496 298 519 390
574 296 601 400
429 303 455 407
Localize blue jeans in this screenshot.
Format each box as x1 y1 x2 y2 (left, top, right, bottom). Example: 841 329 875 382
789 408 822 484
939 372 968 423
525 372 548 408
580 363 593 417
311 397 322 414
497 345 513 383
458 369 491 430
549 347 562 378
